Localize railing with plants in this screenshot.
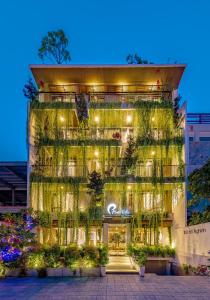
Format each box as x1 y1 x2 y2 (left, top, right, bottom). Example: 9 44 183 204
34 127 183 144
31 164 184 179
33 91 171 104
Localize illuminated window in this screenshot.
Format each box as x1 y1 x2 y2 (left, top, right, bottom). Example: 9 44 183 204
143 193 153 210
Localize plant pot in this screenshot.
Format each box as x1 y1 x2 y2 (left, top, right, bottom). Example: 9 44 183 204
26 269 38 277
81 267 100 277
5 268 21 277
100 266 106 277
0 268 6 279
47 268 63 277
74 268 80 277
62 267 74 277
189 270 195 276
38 268 47 278
139 266 145 277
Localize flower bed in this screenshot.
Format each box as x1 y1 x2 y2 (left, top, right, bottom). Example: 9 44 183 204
127 245 175 275
0 211 108 278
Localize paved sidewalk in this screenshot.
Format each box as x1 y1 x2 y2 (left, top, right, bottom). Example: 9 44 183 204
0 274 210 299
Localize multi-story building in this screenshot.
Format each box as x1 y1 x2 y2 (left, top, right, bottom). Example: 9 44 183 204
186 113 210 212
28 64 186 252
187 113 210 175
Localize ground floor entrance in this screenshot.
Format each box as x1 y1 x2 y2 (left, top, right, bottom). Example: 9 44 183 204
103 223 131 255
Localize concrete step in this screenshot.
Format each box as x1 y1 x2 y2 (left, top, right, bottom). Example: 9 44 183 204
106 255 138 274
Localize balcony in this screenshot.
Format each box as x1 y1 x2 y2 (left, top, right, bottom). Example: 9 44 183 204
36 127 184 146
30 164 184 181
38 92 76 103
30 92 172 109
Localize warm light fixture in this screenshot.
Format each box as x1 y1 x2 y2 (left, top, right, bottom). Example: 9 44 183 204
151 117 155 122
94 116 99 123
61 186 64 189
60 116 65 122
126 115 132 124
94 150 99 157
151 151 155 156
127 185 131 190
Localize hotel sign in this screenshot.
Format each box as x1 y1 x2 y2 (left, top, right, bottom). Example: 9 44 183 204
107 203 131 216
184 228 206 235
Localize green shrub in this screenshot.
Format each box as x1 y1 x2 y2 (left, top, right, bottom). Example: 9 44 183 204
0 261 5 277
127 244 175 258
98 244 109 266
43 245 61 268
26 252 45 269
63 245 80 269
80 246 99 267
136 251 148 266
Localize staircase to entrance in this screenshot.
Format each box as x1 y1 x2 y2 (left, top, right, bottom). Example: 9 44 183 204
106 256 138 274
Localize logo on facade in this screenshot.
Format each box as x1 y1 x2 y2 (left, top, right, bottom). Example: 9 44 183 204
107 203 130 216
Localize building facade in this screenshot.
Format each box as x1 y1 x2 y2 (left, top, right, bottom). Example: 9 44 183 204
187 113 210 175
28 64 186 252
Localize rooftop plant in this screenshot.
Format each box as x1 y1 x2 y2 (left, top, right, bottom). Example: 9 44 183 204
38 29 71 64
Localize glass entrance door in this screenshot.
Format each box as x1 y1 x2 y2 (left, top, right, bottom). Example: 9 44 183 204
108 224 127 255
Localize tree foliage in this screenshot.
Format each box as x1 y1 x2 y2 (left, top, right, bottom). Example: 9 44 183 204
188 159 210 203
126 53 152 64
23 78 38 100
38 29 71 64
121 135 137 174
87 171 104 204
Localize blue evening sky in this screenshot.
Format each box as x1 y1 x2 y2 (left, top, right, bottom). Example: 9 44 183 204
0 0 210 161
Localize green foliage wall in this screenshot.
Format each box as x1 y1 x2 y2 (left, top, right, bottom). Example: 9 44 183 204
29 96 185 246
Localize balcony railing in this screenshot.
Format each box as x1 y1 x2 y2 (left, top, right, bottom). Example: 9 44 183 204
31 164 184 179
36 127 183 144
38 92 76 103
36 92 171 105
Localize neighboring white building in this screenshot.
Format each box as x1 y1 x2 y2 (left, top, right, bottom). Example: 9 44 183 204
187 113 210 175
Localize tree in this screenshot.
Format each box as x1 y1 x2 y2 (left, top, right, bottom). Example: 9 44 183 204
23 78 38 100
121 135 137 175
38 30 71 64
87 171 104 205
188 159 210 204
126 53 152 64
173 96 181 127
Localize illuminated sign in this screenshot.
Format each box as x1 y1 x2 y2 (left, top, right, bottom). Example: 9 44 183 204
107 203 130 216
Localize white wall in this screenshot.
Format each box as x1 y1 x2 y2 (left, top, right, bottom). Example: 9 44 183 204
174 222 210 266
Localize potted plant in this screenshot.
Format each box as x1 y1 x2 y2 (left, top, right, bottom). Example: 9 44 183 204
63 245 80 277
44 245 63 277
98 245 108 277
136 251 147 277
4 252 22 277
0 260 5 278
183 263 190 275
80 246 100 277
26 251 46 277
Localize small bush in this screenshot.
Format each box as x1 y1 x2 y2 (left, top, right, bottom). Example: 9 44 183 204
64 245 80 269
26 252 45 269
80 246 99 267
43 245 61 268
127 244 175 258
98 245 109 266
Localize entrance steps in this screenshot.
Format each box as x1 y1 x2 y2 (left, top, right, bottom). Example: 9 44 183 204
106 255 138 274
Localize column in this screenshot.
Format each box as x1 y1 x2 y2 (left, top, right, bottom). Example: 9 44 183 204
103 223 109 244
